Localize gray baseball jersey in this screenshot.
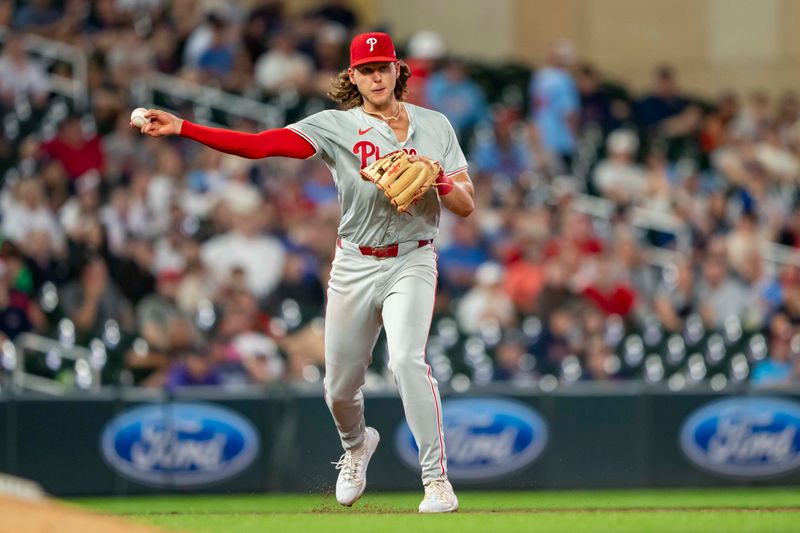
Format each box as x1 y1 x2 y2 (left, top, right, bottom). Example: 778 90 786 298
287 103 468 246
288 103 468 485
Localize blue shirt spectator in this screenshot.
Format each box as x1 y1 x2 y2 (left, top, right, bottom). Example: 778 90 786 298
576 63 620 134
195 11 236 78
165 346 222 391
426 59 489 141
471 109 534 180
752 359 792 386
166 363 222 389
13 0 61 33
437 220 489 296
198 44 235 78
303 179 338 206
752 313 795 387
471 139 533 180
529 40 579 158
635 66 689 135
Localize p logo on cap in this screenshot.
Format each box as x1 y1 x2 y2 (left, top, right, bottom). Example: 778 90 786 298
350 32 397 68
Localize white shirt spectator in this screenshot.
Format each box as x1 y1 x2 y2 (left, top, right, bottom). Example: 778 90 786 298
146 172 177 238
0 56 48 100
100 189 150 254
3 202 63 250
58 171 101 238
153 235 187 274
593 160 647 200
254 44 312 93
593 129 647 202
232 332 285 383
2 179 64 252
756 141 799 182
0 43 49 102
456 262 516 334
201 231 286 298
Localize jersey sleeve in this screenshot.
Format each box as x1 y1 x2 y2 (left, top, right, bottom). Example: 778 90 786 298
439 115 469 178
286 110 339 161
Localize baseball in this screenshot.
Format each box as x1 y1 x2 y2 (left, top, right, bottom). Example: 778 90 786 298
130 107 149 128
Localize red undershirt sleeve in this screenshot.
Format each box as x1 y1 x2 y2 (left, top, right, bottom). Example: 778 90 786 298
179 121 316 159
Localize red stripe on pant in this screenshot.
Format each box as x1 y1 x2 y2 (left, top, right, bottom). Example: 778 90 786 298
425 364 446 477
423 243 445 477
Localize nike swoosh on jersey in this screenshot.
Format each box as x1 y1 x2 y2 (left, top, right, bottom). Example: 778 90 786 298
358 127 373 135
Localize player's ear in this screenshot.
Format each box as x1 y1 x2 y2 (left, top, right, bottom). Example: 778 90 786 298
348 67 356 84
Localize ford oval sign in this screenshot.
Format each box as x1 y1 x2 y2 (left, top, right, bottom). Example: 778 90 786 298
101 402 260 487
680 397 800 478
394 398 548 480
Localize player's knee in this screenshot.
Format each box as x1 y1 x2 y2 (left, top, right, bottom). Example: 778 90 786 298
325 385 359 406
325 390 347 405
388 351 426 379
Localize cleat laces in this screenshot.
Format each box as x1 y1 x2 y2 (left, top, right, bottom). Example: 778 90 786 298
425 479 451 501
332 450 365 482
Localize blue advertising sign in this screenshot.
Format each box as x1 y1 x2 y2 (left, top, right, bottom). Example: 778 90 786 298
101 402 260 487
395 398 548 480
680 397 800 478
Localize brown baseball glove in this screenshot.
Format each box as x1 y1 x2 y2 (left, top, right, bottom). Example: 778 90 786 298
360 151 443 213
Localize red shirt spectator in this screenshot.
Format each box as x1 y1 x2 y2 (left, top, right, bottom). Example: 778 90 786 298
41 116 105 181
583 284 636 316
544 237 603 259
543 212 603 259
504 259 545 314
580 252 637 317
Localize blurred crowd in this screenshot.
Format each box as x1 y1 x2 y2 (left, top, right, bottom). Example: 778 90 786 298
0 0 798 391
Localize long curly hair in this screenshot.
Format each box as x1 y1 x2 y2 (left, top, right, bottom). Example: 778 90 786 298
328 62 412 110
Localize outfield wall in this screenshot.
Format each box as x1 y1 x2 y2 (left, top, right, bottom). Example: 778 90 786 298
1 384 799 496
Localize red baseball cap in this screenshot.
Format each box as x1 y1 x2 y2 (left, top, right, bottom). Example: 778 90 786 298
350 32 397 68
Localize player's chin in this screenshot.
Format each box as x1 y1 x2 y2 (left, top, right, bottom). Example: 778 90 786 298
368 88 390 103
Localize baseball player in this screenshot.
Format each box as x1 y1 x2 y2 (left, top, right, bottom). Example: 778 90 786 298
135 32 474 513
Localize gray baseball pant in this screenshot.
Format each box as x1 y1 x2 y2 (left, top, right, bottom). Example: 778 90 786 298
323 237 447 484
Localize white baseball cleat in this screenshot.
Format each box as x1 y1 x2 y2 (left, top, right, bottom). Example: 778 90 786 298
418 478 459 513
333 426 380 507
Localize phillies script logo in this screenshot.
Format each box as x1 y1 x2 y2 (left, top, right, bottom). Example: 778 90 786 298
353 141 417 169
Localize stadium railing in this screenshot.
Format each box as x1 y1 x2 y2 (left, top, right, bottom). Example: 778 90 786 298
570 192 691 262
4 331 100 394
0 26 88 111
762 240 800 269
130 72 285 130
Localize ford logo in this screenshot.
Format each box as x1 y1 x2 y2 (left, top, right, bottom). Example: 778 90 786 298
100 402 260 487
394 398 548 480
680 397 800 478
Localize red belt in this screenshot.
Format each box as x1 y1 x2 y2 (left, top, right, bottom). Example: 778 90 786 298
337 237 432 258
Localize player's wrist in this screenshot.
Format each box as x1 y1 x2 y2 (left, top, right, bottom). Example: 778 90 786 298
436 173 454 196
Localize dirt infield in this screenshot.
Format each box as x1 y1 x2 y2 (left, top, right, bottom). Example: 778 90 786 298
0 494 173 533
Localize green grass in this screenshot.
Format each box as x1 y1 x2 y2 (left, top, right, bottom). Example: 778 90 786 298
76 488 800 533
